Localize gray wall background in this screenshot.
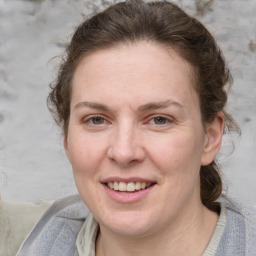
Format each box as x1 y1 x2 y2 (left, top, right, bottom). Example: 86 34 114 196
0 0 255 204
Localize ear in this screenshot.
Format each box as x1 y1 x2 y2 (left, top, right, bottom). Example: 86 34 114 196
64 137 71 161
201 112 225 166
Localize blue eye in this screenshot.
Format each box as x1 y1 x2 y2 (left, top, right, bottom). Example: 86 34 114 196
153 116 168 125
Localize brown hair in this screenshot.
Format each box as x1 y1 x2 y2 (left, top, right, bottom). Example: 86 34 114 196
48 0 240 211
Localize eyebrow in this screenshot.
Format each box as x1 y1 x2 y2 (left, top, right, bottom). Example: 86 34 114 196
138 99 183 112
74 99 183 112
74 101 111 111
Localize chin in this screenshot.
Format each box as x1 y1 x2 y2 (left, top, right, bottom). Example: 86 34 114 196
96 208 158 237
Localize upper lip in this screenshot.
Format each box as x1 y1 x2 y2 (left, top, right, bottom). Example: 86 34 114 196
101 176 156 183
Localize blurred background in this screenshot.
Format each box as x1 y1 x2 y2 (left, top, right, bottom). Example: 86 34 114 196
0 0 255 204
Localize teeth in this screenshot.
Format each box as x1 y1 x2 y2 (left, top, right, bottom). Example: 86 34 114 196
135 181 141 190
146 182 151 188
107 182 113 189
113 181 119 190
127 182 135 192
106 181 152 192
119 182 126 191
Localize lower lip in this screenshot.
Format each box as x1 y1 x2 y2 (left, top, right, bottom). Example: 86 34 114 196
102 184 155 203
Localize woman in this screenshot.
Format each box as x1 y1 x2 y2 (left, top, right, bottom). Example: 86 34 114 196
1 0 255 255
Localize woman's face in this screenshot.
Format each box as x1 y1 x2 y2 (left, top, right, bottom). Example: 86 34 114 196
65 42 220 237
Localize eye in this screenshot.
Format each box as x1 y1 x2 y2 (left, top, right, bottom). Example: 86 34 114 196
82 115 108 126
153 116 168 125
147 115 172 125
145 114 174 129
90 116 105 125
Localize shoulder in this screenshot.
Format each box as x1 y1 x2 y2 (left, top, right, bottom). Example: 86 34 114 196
216 197 256 256
15 194 89 256
0 199 52 256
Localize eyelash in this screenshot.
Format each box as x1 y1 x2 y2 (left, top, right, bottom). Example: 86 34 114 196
82 114 173 127
146 115 173 126
82 115 109 126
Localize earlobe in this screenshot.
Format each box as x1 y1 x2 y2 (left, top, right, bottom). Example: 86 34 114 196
201 112 225 166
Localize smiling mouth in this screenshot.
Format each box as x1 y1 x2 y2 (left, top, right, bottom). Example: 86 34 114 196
105 181 155 192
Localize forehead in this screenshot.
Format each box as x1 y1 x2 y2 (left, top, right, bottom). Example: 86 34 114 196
71 41 198 108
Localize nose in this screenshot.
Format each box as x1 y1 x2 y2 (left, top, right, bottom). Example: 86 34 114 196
107 123 146 166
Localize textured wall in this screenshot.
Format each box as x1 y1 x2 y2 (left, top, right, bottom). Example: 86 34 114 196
0 0 255 204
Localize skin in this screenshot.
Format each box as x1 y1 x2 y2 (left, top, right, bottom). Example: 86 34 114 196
65 41 224 256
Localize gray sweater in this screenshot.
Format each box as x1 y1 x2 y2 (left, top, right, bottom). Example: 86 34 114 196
14 194 256 256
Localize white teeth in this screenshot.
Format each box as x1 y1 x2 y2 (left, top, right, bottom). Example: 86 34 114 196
119 182 127 191
127 182 135 192
113 181 119 190
135 181 141 190
106 181 152 192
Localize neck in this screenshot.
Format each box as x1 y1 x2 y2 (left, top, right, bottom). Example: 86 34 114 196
96 203 219 256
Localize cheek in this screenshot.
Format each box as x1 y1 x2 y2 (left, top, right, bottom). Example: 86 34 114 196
68 135 107 206
147 131 204 175
68 134 107 177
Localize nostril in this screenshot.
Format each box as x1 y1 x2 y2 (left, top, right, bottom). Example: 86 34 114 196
106 128 146 166
107 145 146 166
